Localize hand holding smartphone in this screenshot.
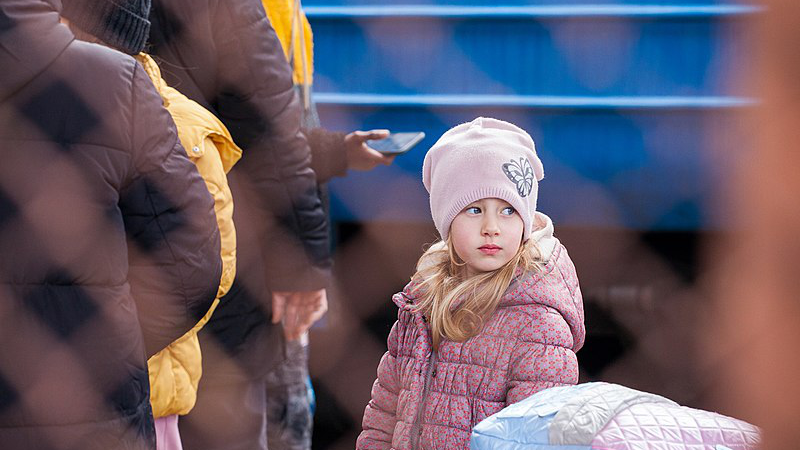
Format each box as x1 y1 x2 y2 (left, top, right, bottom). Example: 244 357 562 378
366 131 426 156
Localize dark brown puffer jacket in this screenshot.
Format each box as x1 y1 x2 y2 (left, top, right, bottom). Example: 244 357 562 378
0 1 221 448
148 0 331 375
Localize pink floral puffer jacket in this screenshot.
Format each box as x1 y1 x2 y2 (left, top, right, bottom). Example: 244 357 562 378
358 231 585 450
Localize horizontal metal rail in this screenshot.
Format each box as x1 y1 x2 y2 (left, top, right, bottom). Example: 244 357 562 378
314 93 756 110
305 4 763 19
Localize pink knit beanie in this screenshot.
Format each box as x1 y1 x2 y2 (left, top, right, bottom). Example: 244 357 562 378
422 117 544 241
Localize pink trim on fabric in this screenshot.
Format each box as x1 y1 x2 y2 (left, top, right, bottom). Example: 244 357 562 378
155 415 184 450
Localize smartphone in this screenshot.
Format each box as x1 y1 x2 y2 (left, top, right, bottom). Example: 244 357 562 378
367 131 426 156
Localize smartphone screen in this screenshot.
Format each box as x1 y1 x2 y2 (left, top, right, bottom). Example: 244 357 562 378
367 132 426 155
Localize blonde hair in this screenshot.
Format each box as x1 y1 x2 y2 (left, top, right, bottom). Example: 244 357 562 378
411 236 542 350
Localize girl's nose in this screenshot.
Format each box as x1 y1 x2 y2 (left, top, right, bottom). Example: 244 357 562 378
481 217 500 236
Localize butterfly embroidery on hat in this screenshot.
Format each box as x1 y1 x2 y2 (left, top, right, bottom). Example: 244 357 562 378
502 157 534 197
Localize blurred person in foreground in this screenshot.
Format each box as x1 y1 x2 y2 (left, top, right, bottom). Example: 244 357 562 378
133 53 241 450
710 0 800 449
56 1 241 448
261 0 397 448
0 0 221 449
147 1 333 448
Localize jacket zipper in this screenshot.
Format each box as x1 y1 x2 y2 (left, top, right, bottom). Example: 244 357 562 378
410 350 437 450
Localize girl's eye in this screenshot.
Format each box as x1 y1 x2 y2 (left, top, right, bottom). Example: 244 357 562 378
466 206 481 214
501 206 516 216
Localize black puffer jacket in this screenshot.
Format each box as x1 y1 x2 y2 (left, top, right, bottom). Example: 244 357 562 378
0 1 221 448
149 0 331 373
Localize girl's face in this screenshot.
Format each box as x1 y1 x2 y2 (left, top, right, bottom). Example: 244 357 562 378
450 198 524 277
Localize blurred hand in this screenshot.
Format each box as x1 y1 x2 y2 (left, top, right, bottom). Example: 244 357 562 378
344 129 395 171
271 289 328 341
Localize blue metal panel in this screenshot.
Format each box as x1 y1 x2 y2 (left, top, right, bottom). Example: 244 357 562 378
304 2 754 230
305 5 762 18
305 0 755 6
314 93 754 109
310 14 752 97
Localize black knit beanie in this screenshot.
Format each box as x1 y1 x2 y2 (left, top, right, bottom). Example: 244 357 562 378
61 0 151 55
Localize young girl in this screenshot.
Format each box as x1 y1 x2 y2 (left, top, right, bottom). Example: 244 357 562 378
357 117 585 450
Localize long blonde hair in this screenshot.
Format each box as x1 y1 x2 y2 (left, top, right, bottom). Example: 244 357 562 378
412 236 542 350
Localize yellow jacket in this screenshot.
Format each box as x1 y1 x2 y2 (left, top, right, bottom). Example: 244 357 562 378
136 54 242 418
263 0 314 86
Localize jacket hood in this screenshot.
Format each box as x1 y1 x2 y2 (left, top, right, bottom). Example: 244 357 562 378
0 0 74 102
135 53 243 174
530 211 557 261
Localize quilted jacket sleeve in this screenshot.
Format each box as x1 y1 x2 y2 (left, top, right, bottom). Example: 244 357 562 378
357 319 403 450
121 63 222 357
304 127 347 183
210 0 331 290
506 244 585 405
505 309 581 405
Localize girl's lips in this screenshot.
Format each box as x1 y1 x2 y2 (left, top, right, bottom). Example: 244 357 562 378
479 245 501 255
